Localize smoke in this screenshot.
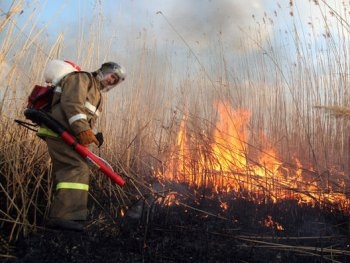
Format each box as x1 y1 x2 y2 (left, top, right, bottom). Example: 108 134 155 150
159 0 270 52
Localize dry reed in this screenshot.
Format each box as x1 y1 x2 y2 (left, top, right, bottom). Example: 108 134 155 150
314 105 350 118
1 2 350 261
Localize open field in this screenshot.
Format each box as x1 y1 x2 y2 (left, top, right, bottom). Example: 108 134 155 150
1 1 350 262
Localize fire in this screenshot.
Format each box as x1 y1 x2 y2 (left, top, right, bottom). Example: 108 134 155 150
260 215 284 231
158 101 350 211
211 103 249 171
220 201 228 210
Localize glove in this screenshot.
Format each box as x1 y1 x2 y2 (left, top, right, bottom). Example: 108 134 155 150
77 129 99 146
95 132 104 147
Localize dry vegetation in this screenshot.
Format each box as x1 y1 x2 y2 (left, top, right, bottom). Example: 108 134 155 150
2 0 350 262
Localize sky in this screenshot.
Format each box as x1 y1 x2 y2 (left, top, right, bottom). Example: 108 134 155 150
1 0 350 87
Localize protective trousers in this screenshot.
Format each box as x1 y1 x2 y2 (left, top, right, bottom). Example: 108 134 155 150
46 137 90 220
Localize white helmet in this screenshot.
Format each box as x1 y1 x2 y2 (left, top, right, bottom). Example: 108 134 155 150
100 62 126 85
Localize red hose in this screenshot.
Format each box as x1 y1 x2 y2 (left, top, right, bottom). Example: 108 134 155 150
61 131 125 186
24 109 125 187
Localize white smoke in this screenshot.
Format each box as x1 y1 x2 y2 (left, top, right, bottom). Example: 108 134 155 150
156 0 270 52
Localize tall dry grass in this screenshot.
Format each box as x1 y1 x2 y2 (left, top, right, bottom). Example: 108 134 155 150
1 0 350 253
0 1 141 245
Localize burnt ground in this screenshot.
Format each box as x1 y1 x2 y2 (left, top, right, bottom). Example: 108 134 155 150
2 189 350 263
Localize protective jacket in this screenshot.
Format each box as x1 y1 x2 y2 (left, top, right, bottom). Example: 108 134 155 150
50 71 102 135
42 71 103 221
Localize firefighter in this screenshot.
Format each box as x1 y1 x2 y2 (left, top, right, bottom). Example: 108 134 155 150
39 62 126 231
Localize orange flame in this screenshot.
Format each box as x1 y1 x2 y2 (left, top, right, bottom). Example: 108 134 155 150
158 101 350 211
260 215 284 231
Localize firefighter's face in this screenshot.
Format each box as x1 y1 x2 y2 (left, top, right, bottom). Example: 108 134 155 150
100 73 120 92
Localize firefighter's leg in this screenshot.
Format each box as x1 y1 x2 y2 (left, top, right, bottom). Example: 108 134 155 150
46 137 90 221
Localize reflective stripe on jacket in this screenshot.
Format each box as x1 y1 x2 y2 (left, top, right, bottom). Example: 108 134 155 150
49 71 103 136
